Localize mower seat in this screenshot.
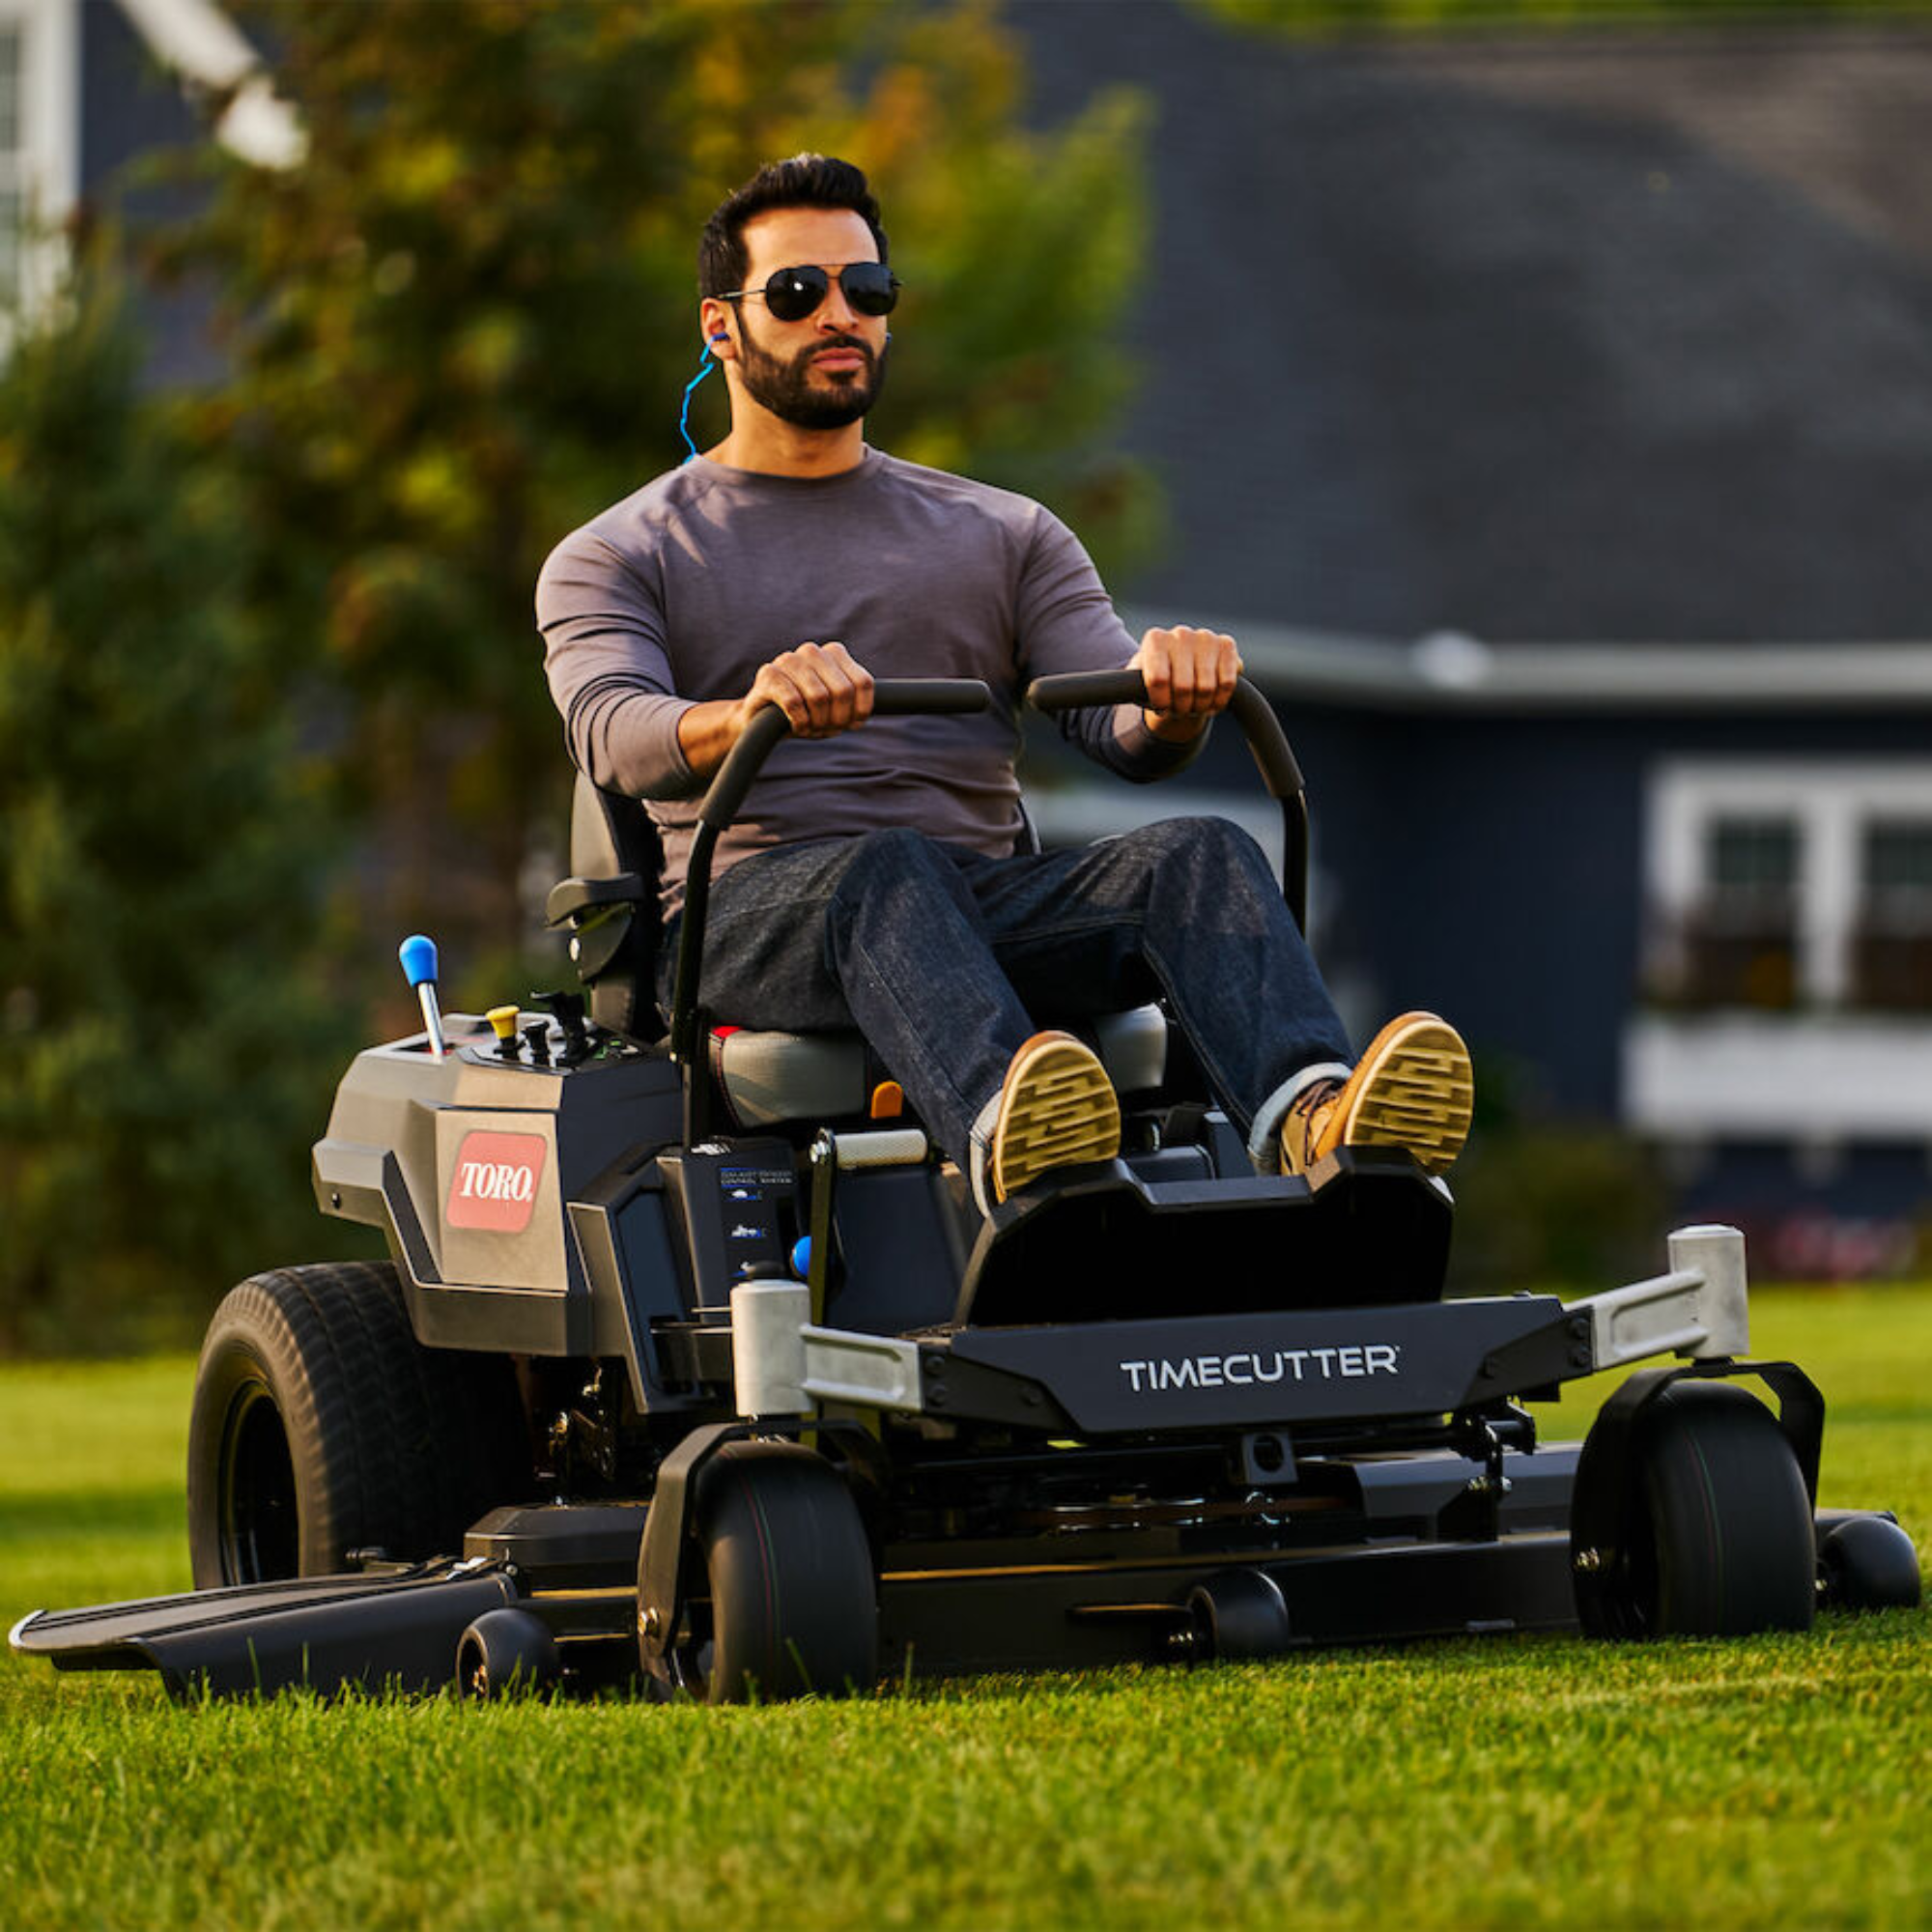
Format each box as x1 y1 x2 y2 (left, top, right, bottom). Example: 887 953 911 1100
547 774 1170 1130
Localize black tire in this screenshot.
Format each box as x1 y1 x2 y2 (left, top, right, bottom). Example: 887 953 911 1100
186 1262 529 1588
1818 1516 1923 1613
1589 1379 1816 1639
663 1441 878 1703
457 1608 562 1698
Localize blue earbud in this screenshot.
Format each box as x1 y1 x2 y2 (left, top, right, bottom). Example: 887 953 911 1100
679 339 724 462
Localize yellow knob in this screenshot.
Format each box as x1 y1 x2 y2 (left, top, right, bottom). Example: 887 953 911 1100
487 1005 520 1042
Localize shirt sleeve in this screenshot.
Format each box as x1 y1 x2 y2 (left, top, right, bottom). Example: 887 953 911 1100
1012 506 1207 784
536 528 702 800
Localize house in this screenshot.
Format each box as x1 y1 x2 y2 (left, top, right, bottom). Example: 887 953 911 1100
1 0 294 338
1013 2 1932 1266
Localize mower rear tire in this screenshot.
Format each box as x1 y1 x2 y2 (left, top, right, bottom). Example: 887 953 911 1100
671 1440 878 1703
186 1262 527 1587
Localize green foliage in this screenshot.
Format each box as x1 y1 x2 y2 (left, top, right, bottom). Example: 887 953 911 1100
1197 0 1932 33
0 272 357 1353
143 0 1155 969
1446 1123 1673 1294
0 5 1152 1353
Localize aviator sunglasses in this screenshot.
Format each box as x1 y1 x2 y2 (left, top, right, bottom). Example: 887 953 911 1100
718 260 901 322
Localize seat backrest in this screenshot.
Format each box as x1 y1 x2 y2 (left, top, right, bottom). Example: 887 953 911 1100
567 772 664 1040
572 769 662 880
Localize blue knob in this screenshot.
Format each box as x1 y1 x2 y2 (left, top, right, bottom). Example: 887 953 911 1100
398 934 439 989
790 1236 812 1280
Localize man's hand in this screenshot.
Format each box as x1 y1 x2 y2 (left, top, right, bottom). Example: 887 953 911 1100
739 639 875 740
1130 626 1242 743
676 640 875 781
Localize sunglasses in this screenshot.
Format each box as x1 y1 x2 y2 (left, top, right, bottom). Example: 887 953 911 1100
719 261 901 323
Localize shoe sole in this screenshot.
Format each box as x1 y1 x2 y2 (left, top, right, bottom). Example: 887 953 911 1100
990 1032 1122 1204
1321 1013 1473 1175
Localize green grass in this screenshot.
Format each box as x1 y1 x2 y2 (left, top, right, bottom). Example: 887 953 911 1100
3 1289 1929 1932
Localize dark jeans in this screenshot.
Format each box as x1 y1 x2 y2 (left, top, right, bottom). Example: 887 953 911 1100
660 818 1353 1169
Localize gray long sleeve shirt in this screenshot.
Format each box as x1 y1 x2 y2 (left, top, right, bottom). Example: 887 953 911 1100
537 448 1198 910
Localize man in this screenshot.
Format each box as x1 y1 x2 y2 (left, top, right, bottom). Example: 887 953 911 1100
539 154 1471 1212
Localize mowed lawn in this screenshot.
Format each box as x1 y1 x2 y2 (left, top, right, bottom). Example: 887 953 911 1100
2 1289 1928 1932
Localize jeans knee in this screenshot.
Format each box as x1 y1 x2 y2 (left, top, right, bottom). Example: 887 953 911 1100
838 825 943 887
1135 814 1269 880
826 828 957 929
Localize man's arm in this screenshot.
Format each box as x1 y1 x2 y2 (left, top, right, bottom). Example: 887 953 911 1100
1007 504 1238 766
674 639 876 781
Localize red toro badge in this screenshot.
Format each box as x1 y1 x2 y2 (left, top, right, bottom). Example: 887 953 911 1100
446 1131 548 1234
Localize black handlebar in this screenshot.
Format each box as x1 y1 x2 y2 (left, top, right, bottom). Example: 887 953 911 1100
699 678 991 831
1027 670 1309 933
1025 671 1305 800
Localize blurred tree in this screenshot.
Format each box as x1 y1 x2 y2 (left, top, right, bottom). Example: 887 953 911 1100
0 267 355 1352
144 0 1152 1005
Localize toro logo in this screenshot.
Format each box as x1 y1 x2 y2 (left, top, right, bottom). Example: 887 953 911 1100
446 1131 548 1234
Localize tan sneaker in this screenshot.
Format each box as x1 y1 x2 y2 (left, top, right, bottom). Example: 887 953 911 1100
983 1031 1122 1206
1281 1012 1473 1179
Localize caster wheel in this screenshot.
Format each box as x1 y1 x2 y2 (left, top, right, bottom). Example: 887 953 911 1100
457 1607 561 1698
1186 1568 1291 1661
1577 1378 1815 1639
648 1441 878 1704
1818 1516 1921 1613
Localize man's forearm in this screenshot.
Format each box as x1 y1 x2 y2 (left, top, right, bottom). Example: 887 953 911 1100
674 699 749 783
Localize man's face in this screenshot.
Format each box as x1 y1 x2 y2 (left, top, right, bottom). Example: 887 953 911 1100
721 207 891 430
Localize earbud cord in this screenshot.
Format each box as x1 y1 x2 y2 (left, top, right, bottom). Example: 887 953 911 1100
678 342 722 463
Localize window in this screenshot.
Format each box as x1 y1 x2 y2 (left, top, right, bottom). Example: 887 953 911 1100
1854 818 1932 1012
1645 763 1932 1015
1670 815 1801 1009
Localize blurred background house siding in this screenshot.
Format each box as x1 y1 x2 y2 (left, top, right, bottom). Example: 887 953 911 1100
1011 3 1932 1266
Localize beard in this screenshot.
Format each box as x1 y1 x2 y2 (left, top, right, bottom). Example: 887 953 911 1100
733 324 889 430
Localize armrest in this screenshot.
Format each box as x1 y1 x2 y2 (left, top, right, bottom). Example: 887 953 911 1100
545 873 648 928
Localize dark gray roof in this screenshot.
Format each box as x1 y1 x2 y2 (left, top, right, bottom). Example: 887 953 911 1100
1013 5 1932 645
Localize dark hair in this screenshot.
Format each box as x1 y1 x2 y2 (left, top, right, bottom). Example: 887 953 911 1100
697 154 889 298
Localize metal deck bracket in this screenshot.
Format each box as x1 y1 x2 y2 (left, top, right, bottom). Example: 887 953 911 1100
1567 1224 1751 1372
634 1420 748 1675
730 1279 923 1418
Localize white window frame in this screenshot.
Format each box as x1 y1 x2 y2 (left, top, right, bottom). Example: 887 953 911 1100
1647 758 1932 1009
0 0 79 330
1630 757 1932 1145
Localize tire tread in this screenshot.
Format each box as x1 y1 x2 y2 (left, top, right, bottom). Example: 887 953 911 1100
187 1260 529 1586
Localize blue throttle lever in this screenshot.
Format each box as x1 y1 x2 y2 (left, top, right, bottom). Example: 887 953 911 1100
398 933 448 1061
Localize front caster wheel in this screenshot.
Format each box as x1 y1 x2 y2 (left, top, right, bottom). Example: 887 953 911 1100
653 1441 878 1704
1577 1378 1816 1639
457 1608 561 1698
1819 1516 1922 1613
1186 1569 1291 1661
